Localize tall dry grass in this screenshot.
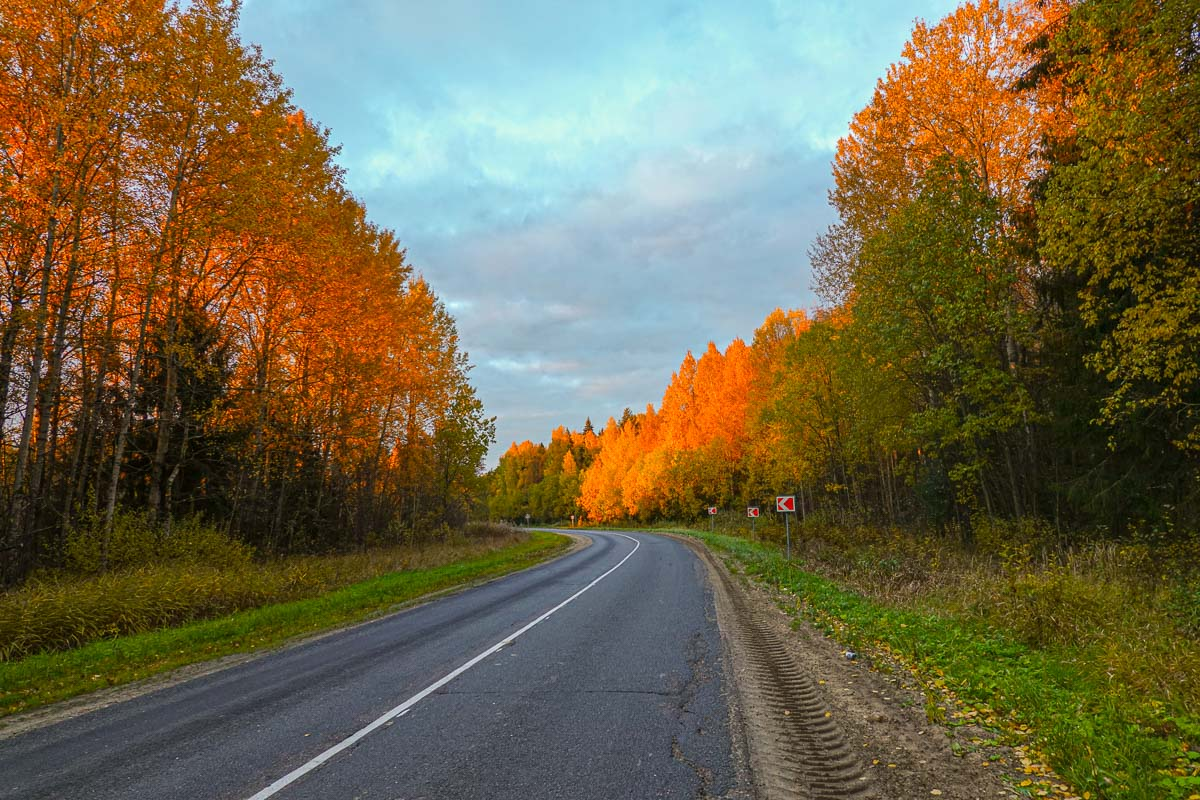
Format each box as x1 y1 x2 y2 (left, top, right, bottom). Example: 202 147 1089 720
729 514 1200 714
0 519 527 662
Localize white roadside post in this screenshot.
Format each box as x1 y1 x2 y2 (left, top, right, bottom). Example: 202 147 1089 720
776 495 796 559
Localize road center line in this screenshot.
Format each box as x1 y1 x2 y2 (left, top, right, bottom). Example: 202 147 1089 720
245 532 641 800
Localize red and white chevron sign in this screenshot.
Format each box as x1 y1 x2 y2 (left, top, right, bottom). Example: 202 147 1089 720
707 506 718 516
747 507 759 518
775 495 796 513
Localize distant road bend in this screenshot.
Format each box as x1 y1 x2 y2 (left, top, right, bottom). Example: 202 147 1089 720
1 531 748 800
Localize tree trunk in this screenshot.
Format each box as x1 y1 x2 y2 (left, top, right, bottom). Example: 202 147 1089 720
162 419 190 538
101 275 157 568
69 127 127 528
27 194 87 542
0 273 30 468
102 195 185 564
148 285 180 519
1003 438 1024 518
10 124 64 555
103 94 196 564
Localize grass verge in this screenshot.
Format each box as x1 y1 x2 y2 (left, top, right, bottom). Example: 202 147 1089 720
0 530 569 719
671 527 1200 800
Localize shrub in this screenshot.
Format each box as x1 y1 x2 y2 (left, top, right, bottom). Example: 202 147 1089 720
64 510 252 574
988 565 1113 648
466 521 520 539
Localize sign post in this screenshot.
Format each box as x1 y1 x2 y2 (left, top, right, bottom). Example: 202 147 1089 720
707 506 718 532
747 506 759 535
775 495 796 559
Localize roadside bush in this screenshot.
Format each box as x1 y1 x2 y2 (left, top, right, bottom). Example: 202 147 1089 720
64 510 252 574
987 564 1113 648
465 521 520 539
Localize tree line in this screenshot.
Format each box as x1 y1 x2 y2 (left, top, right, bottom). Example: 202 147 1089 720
489 0 1199 541
0 0 494 583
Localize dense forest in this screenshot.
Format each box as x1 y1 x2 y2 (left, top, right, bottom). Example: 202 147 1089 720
0 0 494 583
489 0 1199 542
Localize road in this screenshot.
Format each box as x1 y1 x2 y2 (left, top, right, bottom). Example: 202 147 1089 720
0 531 746 800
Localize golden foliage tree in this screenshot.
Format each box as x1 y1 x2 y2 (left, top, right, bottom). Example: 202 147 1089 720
0 0 492 581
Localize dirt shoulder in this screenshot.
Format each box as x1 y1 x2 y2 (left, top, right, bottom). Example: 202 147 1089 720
670 532 1024 800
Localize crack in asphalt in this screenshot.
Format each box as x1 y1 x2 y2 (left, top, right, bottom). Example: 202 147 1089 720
669 631 718 799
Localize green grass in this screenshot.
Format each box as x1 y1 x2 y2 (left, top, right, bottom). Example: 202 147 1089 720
672 528 1200 800
0 530 568 718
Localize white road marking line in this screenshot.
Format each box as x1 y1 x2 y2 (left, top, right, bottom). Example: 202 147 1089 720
245 532 641 800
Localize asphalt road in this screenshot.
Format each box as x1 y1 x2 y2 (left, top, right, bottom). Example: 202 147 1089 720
0 531 743 800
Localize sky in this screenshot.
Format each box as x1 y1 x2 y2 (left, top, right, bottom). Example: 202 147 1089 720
236 0 961 467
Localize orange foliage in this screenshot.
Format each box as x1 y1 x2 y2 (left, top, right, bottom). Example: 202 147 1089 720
832 0 1061 233
0 0 491 575
578 338 762 522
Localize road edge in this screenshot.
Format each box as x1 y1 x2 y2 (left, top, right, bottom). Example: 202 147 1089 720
659 530 874 800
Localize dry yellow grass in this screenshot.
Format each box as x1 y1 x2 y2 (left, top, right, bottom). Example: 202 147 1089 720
1 527 529 662
726 515 1200 715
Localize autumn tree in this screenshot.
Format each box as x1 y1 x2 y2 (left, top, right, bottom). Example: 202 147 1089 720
502 0 1194 545
823 0 1052 244
0 0 494 582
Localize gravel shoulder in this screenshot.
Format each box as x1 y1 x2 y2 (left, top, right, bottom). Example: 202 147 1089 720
673 533 1027 800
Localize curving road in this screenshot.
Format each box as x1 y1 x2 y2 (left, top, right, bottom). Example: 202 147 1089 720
0 531 747 800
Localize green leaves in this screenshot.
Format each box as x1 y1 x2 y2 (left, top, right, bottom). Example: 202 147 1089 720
1039 0 1200 453
847 160 1035 509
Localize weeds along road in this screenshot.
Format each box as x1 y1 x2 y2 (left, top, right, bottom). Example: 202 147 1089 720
0 532 748 800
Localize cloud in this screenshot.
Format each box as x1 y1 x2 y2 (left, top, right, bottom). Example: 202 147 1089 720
238 0 962 465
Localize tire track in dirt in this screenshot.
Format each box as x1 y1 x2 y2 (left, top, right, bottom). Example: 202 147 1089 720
682 537 872 800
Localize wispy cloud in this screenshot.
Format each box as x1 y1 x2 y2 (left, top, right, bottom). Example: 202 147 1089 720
239 0 961 463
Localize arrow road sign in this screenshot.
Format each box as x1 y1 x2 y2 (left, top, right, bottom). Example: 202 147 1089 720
747 507 760 518
776 495 797 560
707 506 718 516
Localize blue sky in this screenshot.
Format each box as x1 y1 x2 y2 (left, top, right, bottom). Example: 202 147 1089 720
237 0 961 466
